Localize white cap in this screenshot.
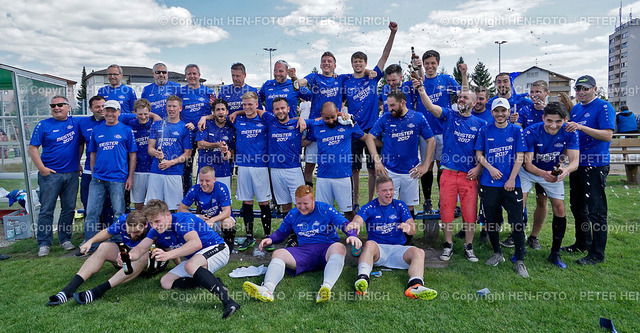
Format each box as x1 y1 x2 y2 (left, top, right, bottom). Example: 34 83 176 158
491 98 510 111
104 100 121 110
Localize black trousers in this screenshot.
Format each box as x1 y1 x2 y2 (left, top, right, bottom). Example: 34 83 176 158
569 165 609 260
480 185 526 261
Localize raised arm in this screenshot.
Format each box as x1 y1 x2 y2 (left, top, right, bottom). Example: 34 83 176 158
376 21 398 70
287 68 308 87
415 81 443 118
458 63 469 91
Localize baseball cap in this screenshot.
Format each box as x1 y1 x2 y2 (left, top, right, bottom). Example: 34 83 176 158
491 98 510 111
574 75 596 89
104 100 121 110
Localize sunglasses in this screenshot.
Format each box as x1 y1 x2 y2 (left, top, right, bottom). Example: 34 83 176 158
49 103 69 108
574 86 591 92
155 71 168 74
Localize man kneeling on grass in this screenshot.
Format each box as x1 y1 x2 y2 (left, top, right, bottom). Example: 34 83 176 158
243 185 359 303
47 210 160 306
346 175 437 300
128 199 239 318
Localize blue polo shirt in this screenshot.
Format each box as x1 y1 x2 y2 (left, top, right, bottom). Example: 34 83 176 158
439 108 487 173
177 85 215 126
341 66 383 131
146 213 224 259
304 73 345 120
87 122 137 182
218 84 259 113
570 98 616 166
525 122 579 171
181 183 231 218
233 115 269 167
149 120 192 175
358 198 412 245
261 112 311 169
141 82 181 118
370 110 434 174
126 118 155 173
30 116 81 173
195 120 236 177
474 123 527 187
98 84 138 114
308 121 365 178
471 109 494 124
407 74 461 135
259 79 309 119
275 201 349 246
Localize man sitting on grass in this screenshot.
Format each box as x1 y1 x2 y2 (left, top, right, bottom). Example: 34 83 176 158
346 175 437 300
128 199 239 319
47 210 154 306
178 166 236 251
243 185 360 303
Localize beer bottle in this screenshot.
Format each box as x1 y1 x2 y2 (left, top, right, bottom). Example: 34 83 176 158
149 237 159 270
411 47 420 70
551 163 562 176
291 76 300 91
118 242 134 275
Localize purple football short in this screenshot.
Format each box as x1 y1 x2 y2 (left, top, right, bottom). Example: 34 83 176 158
285 242 334 276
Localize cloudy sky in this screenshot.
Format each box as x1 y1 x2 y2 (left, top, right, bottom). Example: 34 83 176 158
0 0 635 93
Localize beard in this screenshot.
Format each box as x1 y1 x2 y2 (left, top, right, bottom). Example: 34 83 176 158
390 109 401 118
458 103 471 114
326 120 338 128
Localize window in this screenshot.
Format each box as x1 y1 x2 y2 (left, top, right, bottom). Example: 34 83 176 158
621 52 628 58
622 32 628 39
621 71 627 77
622 42 628 48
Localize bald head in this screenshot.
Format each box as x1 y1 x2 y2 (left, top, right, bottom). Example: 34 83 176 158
321 102 338 128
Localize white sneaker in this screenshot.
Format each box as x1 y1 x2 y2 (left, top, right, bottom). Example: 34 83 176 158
464 245 479 262
405 284 438 300
61 241 75 251
439 246 453 261
243 281 274 302
38 246 50 257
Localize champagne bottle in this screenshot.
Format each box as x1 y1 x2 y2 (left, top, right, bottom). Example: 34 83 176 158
118 242 134 275
551 163 562 176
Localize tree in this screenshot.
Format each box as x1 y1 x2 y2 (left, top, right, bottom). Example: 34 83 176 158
438 67 448 75
452 57 465 85
76 66 87 112
471 61 496 97
311 67 319 74
596 87 608 100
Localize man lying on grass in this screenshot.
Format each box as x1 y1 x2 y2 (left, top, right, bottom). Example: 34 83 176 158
128 199 239 319
47 210 163 306
346 175 437 300
243 185 360 303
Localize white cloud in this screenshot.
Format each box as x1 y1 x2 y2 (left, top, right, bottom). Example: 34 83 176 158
277 0 352 36
0 0 228 79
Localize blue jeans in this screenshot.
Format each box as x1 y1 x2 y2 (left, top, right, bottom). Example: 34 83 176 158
37 172 79 247
84 178 125 250
80 173 114 227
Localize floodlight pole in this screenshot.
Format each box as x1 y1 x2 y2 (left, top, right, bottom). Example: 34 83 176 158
495 41 507 73
264 48 277 80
